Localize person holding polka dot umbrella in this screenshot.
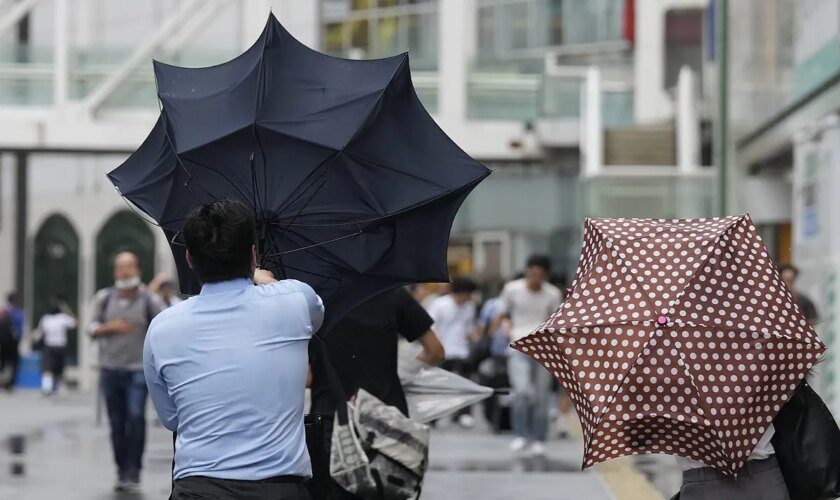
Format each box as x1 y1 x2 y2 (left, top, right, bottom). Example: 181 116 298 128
512 214 827 500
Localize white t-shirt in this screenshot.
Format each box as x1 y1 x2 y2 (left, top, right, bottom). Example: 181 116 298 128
38 312 76 348
675 424 776 471
498 279 562 341
426 294 476 360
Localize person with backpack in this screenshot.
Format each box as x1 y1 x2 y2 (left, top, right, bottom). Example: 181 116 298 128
87 251 163 493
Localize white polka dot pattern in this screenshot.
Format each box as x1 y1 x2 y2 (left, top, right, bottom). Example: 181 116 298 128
514 215 826 477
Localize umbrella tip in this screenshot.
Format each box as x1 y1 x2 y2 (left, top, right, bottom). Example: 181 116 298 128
656 315 669 326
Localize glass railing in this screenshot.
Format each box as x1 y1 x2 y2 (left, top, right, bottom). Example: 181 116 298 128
466 69 633 124
0 46 441 112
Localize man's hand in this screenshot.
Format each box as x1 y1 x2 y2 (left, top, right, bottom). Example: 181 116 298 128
253 269 276 286
95 317 134 337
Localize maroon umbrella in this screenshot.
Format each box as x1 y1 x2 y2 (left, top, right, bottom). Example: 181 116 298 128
513 215 825 477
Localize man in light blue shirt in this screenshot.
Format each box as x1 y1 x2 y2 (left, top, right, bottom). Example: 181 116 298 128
144 199 323 499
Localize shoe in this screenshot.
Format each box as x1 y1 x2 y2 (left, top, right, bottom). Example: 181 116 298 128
122 481 140 493
457 414 475 428
509 437 529 452
113 481 129 492
528 441 547 457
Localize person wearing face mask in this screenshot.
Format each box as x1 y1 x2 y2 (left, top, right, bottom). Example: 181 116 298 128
87 251 163 493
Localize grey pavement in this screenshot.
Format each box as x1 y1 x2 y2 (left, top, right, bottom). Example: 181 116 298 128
0 389 616 499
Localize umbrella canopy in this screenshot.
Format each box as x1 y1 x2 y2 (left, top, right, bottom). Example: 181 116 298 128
398 354 494 423
513 215 826 477
107 14 490 333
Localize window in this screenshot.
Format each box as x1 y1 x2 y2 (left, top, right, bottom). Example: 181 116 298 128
321 0 439 70
476 0 625 60
664 8 703 90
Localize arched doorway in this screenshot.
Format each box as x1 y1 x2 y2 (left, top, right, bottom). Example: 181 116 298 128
95 211 156 292
33 214 80 365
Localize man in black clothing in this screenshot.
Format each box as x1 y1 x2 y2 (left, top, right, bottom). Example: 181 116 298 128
309 287 444 499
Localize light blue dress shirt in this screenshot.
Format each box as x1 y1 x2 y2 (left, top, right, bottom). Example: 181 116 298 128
143 278 324 480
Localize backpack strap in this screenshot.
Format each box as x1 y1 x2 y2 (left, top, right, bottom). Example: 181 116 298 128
98 288 115 324
140 290 155 326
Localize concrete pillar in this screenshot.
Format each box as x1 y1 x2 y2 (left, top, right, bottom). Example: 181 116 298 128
53 0 69 109
677 66 700 173
438 0 476 129
582 66 603 177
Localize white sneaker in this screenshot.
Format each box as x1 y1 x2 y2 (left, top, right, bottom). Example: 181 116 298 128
528 441 547 457
457 414 475 428
509 437 529 453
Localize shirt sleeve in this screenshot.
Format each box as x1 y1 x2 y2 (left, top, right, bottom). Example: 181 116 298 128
63 313 77 330
295 281 325 334
143 334 179 431
393 289 433 342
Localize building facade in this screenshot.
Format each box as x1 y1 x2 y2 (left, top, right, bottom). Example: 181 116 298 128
0 0 714 388
729 0 840 415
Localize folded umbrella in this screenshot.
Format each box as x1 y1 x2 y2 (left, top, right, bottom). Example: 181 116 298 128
513 215 825 477
107 14 490 333
399 354 494 423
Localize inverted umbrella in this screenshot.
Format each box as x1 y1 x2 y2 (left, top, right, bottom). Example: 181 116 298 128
513 215 825 477
398 354 494 423
107 14 490 333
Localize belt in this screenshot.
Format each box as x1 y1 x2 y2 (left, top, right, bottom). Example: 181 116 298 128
178 474 308 485
683 455 780 483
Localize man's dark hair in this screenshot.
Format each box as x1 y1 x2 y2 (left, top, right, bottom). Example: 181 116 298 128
183 199 255 284
526 254 552 273
451 277 477 295
7 293 17 306
778 263 799 277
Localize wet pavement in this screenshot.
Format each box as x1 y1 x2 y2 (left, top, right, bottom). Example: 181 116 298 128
0 390 620 499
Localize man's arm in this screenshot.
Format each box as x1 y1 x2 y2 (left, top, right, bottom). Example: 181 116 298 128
488 288 512 335
143 336 178 431
415 329 445 365
87 291 132 338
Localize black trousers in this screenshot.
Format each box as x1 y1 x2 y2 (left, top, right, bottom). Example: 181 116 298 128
172 475 311 500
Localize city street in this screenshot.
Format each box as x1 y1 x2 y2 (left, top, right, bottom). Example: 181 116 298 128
0 390 622 500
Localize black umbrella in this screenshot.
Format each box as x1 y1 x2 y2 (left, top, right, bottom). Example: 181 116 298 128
107 14 489 333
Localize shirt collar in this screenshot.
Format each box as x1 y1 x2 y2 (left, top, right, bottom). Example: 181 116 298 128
199 278 253 296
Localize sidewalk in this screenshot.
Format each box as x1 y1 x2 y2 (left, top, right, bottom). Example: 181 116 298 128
0 390 627 499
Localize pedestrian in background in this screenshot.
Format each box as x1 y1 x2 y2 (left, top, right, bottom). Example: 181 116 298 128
494 255 562 456
33 295 76 395
87 251 162 492
779 263 819 324
309 287 444 500
0 306 16 390
144 200 321 500
427 277 479 428
0 292 24 390
148 273 182 309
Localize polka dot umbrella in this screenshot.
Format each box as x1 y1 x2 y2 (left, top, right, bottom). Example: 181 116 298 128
512 215 826 477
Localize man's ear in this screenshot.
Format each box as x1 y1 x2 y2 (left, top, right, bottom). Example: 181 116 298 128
186 249 194 270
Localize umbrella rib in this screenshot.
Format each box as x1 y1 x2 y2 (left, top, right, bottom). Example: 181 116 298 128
271 170 490 228
340 54 409 150
342 149 448 191
664 216 745 314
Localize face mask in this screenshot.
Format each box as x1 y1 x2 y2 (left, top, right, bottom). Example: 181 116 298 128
115 276 141 290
